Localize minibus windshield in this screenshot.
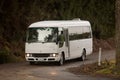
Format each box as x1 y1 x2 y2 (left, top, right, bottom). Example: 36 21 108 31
27 27 58 43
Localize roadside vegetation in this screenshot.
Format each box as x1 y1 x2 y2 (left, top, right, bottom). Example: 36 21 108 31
0 0 115 63
67 60 120 79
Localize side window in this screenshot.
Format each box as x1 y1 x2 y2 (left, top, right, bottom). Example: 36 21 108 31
69 27 83 40
69 26 91 41
82 26 91 38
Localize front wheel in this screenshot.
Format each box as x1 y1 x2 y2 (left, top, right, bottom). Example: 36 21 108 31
58 54 64 66
29 61 35 65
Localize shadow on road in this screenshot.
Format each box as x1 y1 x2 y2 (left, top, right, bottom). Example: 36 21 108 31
28 58 87 66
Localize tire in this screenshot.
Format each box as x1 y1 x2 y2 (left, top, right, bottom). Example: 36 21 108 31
29 61 35 65
58 54 64 66
80 50 86 61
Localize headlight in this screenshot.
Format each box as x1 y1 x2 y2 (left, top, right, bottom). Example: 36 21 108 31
50 53 58 57
26 53 32 57
53 54 56 57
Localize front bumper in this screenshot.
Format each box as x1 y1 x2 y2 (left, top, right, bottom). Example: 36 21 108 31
26 57 60 62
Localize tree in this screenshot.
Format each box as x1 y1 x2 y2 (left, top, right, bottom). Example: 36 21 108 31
115 0 120 72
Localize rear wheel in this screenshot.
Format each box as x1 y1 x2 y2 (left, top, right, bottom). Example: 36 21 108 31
80 50 86 61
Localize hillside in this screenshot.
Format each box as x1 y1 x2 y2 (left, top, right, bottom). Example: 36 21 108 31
0 0 115 63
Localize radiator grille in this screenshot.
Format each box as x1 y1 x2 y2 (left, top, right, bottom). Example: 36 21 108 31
32 54 50 57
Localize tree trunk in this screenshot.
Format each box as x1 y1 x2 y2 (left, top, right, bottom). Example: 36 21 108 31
115 0 120 72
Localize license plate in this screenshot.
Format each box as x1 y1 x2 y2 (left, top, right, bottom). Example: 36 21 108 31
38 58 44 61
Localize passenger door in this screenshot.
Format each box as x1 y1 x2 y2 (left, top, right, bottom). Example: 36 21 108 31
64 29 70 58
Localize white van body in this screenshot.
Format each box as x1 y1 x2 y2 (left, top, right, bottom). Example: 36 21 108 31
25 19 93 65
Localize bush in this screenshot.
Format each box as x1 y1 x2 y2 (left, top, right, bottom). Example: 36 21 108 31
0 50 9 64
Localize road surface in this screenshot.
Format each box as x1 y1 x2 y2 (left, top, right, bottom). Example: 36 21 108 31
0 50 119 80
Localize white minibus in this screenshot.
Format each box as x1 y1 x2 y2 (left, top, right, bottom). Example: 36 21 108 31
25 18 93 65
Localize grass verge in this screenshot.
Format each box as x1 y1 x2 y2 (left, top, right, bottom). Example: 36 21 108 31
67 60 120 79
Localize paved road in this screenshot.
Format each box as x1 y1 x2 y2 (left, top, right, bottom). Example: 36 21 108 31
0 50 119 80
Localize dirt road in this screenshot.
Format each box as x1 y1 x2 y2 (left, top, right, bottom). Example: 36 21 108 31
0 50 118 80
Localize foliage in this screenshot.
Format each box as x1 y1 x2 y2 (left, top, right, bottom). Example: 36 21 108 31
0 0 115 39
0 48 9 64
96 60 120 77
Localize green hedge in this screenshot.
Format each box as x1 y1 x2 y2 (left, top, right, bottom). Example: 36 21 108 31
0 50 9 64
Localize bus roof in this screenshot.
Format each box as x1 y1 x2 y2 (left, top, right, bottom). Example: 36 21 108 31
29 20 91 28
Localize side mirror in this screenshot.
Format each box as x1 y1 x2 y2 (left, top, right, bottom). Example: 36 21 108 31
61 31 63 34
56 36 60 44
56 41 58 44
